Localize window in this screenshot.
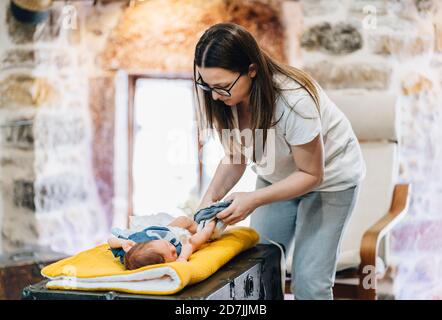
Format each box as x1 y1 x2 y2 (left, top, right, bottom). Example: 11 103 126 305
131 76 199 217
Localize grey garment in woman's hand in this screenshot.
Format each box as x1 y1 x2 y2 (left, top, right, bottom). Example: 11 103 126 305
193 200 233 240
193 200 233 223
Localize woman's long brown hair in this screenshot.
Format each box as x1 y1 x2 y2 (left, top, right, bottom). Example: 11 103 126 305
194 22 320 162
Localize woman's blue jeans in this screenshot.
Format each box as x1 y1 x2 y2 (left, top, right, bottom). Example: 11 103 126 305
250 176 360 300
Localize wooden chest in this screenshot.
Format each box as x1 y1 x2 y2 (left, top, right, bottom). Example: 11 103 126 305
0 249 67 300
22 244 283 300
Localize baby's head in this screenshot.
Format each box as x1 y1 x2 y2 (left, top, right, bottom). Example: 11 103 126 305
124 239 178 270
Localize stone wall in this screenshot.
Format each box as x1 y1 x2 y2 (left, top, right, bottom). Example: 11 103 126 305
0 0 288 255
298 0 442 299
0 1 125 255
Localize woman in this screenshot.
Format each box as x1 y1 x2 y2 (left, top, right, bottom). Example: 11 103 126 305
193 23 366 300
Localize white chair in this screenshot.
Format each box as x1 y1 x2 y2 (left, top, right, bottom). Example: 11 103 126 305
285 91 410 300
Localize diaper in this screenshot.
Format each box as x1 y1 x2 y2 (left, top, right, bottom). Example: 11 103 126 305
167 226 191 245
193 200 233 241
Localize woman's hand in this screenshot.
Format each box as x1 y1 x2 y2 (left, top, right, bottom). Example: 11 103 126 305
216 192 260 225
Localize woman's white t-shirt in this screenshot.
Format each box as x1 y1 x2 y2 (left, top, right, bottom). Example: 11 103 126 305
225 73 366 192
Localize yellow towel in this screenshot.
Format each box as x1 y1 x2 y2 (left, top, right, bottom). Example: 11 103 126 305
41 226 259 295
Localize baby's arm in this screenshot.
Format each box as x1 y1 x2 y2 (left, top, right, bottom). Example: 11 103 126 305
176 220 217 262
108 237 124 248
189 220 217 249
176 243 193 262
107 237 136 252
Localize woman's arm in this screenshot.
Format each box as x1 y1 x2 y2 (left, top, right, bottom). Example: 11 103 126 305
254 134 324 206
197 156 247 210
216 134 325 225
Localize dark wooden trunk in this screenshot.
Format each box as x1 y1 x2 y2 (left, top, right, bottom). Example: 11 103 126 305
22 244 283 300
0 250 67 300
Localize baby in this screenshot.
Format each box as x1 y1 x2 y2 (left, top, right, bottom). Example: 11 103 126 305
108 216 217 270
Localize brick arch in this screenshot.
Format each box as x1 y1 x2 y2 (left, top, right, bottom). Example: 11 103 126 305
98 0 286 72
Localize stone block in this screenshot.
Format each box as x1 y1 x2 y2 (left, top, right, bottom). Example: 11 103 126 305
368 31 434 57
0 74 57 108
1 214 40 252
0 49 35 70
0 149 36 181
301 22 363 55
0 119 34 150
34 113 86 149
13 180 35 211
0 49 75 70
35 173 88 212
299 0 340 16
401 72 433 95
415 0 438 14
304 60 392 89
349 0 418 19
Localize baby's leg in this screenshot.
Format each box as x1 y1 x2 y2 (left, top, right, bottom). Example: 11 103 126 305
168 216 198 234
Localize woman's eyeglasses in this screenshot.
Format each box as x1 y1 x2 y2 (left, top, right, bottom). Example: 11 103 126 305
195 72 244 97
